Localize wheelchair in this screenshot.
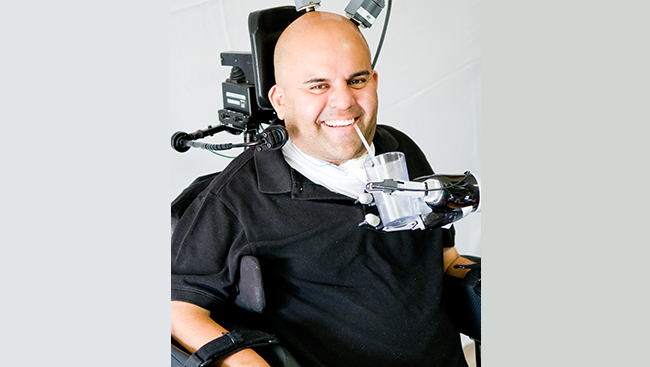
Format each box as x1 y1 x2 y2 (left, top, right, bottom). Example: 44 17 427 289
171 5 481 367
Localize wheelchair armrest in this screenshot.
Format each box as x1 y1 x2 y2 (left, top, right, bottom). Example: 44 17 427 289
443 255 481 342
234 255 266 313
171 339 190 367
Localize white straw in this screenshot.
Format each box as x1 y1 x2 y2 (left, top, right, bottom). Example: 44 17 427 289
354 123 374 158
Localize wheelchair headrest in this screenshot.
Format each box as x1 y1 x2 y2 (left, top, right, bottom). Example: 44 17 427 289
248 6 304 110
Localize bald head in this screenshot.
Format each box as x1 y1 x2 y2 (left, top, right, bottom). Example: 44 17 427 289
274 11 372 87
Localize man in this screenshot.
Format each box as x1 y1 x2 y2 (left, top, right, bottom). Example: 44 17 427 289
172 11 473 367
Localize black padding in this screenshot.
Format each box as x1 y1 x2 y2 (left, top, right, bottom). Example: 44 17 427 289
443 256 481 342
248 6 303 109
234 255 267 313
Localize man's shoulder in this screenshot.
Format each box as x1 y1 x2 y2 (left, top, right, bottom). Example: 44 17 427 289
172 147 291 203
375 124 420 151
375 124 433 177
376 124 408 138
174 147 259 197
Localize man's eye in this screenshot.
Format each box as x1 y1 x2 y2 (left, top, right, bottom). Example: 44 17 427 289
349 79 367 87
311 84 328 90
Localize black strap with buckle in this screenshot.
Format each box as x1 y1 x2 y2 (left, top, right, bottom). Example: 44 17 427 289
182 330 281 367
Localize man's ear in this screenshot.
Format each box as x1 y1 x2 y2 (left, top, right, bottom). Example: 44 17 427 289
268 84 285 120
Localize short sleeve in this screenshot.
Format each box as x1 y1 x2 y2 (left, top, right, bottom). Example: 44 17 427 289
171 190 252 310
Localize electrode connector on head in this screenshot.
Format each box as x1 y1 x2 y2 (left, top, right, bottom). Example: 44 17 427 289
294 0 321 12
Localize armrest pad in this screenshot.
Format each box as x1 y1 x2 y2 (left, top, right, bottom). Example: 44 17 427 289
444 256 481 341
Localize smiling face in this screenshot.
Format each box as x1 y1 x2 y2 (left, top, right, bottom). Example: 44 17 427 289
268 12 379 165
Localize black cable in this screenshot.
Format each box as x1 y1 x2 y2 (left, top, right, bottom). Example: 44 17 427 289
181 140 258 151
372 0 392 69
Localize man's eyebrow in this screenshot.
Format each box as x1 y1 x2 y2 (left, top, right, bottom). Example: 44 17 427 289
303 77 329 85
302 70 371 85
349 70 370 80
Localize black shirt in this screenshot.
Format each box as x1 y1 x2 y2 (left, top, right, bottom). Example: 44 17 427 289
171 125 467 367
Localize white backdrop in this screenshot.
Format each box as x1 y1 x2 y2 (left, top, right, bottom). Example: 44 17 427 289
171 0 481 257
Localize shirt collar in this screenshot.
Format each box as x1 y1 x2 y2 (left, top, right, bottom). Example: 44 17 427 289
254 148 292 194
253 125 396 197
254 149 347 200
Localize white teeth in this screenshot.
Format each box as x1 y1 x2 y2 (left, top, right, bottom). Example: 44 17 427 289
323 118 355 127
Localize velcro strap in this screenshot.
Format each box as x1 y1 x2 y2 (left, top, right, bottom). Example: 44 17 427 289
183 330 280 367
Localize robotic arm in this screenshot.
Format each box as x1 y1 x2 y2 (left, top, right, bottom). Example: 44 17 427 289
294 0 386 28
359 172 481 231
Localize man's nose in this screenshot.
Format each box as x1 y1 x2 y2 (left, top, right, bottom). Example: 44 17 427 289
328 85 356 110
